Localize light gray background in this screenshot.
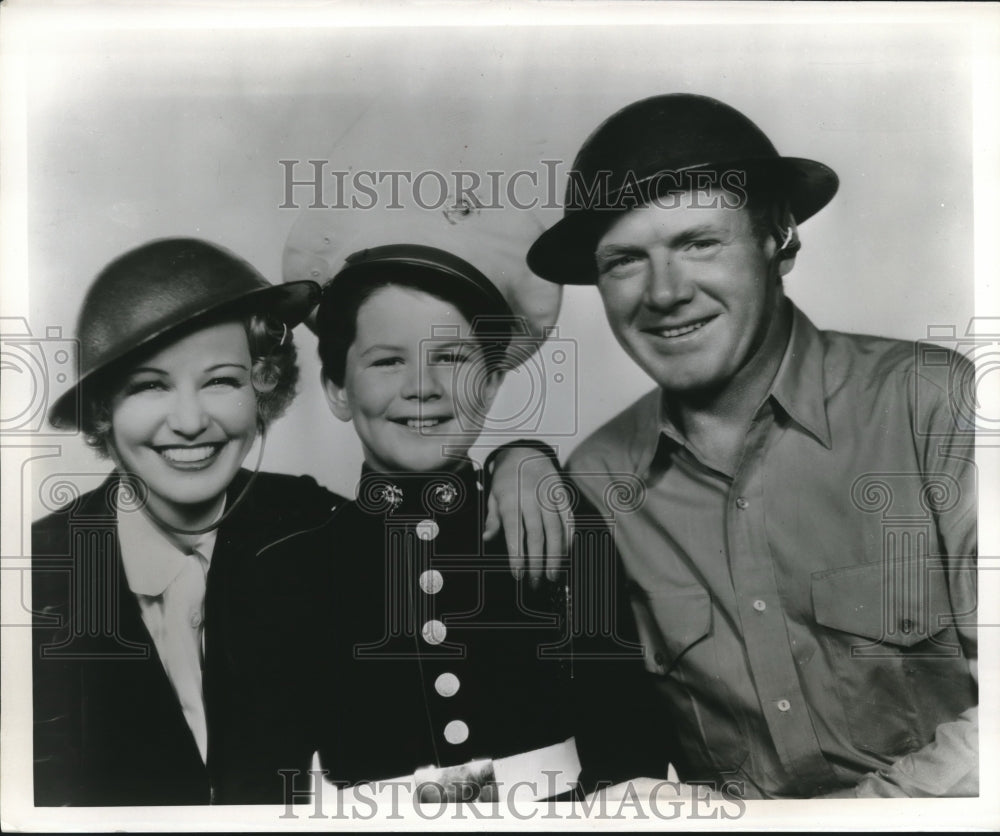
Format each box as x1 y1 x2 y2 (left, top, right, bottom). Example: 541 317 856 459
2 3 997 831
18 18 979 516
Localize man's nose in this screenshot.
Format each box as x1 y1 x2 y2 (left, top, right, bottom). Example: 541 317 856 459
645 251 695 310
166 388 211 436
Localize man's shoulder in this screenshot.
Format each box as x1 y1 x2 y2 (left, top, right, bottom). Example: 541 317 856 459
568 388 661 474
818 325 971 404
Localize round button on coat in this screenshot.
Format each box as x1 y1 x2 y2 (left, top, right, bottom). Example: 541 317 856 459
735 497 749 510
753 599 766 612
421 619 447 645
419 569 444 595
776 699 791 712
444 719 469 745
434 672 460 697
416 519 440 541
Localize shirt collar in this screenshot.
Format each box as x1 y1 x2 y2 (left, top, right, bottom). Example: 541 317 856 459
769 304 833 449
117 491 221 598
632 301 833 477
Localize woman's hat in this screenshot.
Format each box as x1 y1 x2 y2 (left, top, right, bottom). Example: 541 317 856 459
48 237 320 430
283 202 562 367
526 93 840 285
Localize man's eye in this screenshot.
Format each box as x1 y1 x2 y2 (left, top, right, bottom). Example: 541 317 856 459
685 239 721 254
597 253 645 277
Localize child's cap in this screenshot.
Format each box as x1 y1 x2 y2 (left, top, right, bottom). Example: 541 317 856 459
282 201 562 367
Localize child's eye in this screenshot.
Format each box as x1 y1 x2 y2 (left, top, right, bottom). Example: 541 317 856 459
428 350 470 365
371 357 404 369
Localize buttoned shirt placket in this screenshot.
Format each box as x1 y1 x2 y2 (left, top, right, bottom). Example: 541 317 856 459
725 404 837 795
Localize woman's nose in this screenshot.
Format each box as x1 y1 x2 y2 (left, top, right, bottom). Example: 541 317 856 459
165 389 211 436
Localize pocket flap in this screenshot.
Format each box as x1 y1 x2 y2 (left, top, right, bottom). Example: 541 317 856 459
812 559 953 647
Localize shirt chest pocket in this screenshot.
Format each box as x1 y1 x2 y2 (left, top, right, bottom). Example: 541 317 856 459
811 559 968 757
633 585 712 676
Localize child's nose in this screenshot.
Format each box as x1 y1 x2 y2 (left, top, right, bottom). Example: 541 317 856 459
401 363 445 400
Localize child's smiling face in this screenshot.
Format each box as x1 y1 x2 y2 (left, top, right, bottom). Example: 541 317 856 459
323 284 504 474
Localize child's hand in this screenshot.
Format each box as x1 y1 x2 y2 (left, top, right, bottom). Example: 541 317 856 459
483 444 572 586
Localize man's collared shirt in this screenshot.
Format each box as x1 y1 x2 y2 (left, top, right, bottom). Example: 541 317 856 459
568 302 977 798
118 499 220 764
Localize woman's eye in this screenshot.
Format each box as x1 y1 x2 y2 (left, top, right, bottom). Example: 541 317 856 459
123 380 165 396
205 376 243 389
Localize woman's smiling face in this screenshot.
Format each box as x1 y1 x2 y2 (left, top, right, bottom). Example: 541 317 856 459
323 284 502 474
109 320 259 525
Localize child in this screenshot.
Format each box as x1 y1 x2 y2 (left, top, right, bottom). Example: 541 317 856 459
245 240 668 803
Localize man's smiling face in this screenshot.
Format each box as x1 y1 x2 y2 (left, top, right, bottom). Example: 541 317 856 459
595 191 785 396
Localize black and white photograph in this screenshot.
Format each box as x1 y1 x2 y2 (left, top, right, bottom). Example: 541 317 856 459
1 1 997 830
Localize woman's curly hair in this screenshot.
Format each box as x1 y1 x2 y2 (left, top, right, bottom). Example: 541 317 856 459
81 312 299 458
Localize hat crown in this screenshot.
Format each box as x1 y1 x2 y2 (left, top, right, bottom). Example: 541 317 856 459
75 238 271 378
566 93 780 209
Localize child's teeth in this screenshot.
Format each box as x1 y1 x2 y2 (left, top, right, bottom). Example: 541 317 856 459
407 418 442 429
161 445 217 463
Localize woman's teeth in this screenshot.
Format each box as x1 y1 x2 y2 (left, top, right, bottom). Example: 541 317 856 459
159 445 219 463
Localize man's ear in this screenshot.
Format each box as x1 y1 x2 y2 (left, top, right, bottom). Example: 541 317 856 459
775 219 800 278
322 373 354 423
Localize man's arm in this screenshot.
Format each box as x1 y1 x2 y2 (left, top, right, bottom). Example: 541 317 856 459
826 357 979 799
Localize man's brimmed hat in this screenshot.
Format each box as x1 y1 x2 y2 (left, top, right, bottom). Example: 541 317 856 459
527 93 839 285
49 237 320 430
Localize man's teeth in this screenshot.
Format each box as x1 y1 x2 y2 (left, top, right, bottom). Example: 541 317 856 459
656 319 709 338
405 418 445 429
159 445 219 463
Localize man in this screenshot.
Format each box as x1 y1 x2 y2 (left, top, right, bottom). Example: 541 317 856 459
526 93 978 799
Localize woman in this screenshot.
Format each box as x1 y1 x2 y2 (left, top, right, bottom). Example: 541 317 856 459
31 236 565 807
31 238 332 806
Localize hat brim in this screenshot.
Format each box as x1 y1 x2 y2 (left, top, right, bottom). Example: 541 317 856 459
48 280 319 431
527 157 839 285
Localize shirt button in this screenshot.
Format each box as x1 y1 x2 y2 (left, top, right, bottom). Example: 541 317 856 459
421 619 447 645
443 719 469 745
419 569 444 595
735 497 749 510
190 611 203 628
416 519 440 541
753 599 766 612
776 699 791 712
435 672 460 697
899 618 914 633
